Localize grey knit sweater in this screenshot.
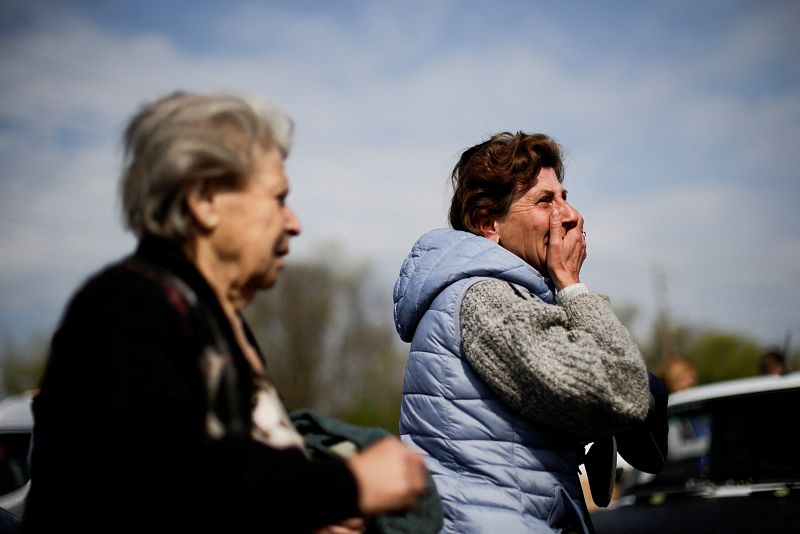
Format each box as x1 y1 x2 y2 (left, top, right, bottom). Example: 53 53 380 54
460 279 649 438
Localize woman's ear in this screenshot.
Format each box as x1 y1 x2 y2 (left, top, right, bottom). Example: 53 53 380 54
185 182 219 231
477 216 501 244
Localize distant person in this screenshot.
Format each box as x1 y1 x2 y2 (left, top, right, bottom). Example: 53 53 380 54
393 132 657 533
23 92 427 533
758 348 789 375
656 354 698 393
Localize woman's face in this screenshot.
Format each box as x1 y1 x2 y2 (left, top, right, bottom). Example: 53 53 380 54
486 167 581 273
208 147 301 294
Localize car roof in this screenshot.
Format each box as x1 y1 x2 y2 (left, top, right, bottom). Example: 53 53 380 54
668 372 800 407
0 392 34 432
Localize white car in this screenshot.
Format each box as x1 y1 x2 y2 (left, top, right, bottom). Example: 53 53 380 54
592 372 800 533
0 392 33 518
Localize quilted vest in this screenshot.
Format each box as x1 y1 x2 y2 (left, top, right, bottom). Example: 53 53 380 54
394 229 591 533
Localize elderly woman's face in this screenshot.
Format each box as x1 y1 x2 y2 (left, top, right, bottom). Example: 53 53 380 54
488 168 580 273
208 147 301 292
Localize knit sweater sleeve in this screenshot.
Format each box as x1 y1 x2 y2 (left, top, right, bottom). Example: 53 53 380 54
459 279 649 438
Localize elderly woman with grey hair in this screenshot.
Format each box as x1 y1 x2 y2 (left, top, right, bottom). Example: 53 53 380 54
394 132 658 533
23 92 427 533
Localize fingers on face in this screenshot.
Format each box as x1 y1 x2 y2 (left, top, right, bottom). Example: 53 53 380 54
550 207 562 229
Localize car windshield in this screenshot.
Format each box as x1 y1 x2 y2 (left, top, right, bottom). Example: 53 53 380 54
630 388 800 494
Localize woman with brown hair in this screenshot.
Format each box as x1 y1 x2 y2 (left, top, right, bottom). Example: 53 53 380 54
394 132 653 533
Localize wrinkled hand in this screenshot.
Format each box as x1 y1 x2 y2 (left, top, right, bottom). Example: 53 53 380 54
546 207 586 290
315 517 366 534
347 437 428 516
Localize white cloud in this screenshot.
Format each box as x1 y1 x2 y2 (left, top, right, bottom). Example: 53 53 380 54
583 183 800 343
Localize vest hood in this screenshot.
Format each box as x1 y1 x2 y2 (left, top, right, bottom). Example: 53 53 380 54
393 228 553 342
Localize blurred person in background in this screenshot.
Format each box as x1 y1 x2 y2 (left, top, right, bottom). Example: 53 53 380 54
393 132 660 533
23 92 427 533
758 348 789 376
656 354 698 393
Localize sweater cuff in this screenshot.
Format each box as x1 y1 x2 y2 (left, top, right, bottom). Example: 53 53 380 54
555 282 589 304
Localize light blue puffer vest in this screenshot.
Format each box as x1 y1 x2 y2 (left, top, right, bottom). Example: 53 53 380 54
394 229 591 533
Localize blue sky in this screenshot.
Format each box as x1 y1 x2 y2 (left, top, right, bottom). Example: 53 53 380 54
1 0 798 351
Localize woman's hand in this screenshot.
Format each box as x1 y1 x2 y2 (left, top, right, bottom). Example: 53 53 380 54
546 207 586 290
347 437 428 516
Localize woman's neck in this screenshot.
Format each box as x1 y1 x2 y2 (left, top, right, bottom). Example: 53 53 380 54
183 240 264 374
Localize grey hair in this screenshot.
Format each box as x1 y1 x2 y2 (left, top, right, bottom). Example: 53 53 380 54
120 91 294 242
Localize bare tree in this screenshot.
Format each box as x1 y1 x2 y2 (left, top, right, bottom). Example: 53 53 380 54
1 333 48 397
244 249 405 431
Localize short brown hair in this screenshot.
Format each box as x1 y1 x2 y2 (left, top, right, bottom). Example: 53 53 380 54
448 132 565 235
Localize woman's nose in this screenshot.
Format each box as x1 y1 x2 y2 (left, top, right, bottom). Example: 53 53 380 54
557 200 580 227
285 207 302 236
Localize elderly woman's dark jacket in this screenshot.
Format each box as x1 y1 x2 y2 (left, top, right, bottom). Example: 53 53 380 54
22 237 359 533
